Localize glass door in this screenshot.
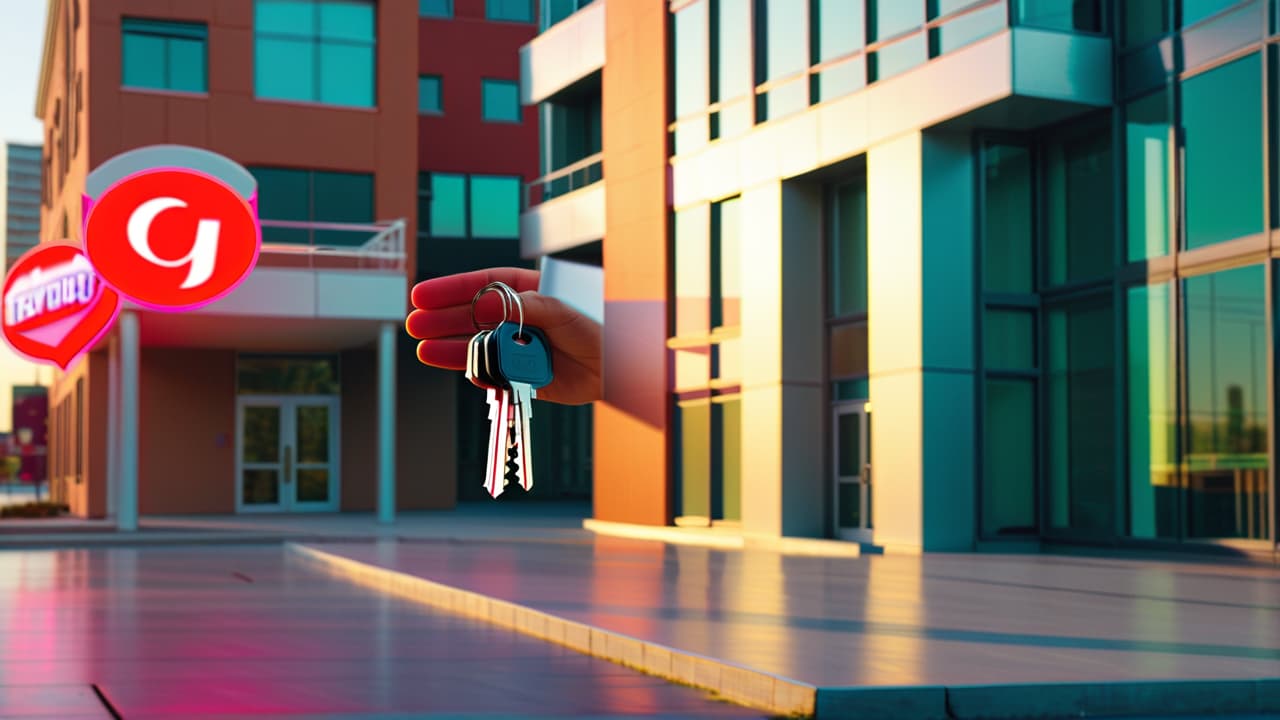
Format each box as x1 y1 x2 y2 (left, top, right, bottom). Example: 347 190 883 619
237 396 339 512
833 400 871 541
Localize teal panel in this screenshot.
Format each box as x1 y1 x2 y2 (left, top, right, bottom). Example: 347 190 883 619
470 176 520 239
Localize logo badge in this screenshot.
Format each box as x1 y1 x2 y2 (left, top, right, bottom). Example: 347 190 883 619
84 168 260 311
2 242 121 369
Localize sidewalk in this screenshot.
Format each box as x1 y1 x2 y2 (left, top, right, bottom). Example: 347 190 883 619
290 535 1280 719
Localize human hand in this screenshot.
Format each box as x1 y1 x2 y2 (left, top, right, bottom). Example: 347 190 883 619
405 268 602 405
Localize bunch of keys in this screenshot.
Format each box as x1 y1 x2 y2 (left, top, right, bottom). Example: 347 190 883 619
466 281 554 498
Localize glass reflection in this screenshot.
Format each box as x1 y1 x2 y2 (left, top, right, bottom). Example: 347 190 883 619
1127 283 1178 539
1125 91 1171 261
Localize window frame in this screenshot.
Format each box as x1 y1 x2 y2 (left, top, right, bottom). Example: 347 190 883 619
419 74 443 114
253 0 378 108
121 16 210 93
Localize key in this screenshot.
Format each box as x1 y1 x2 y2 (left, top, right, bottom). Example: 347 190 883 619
467 329 508 498
494 325 554 492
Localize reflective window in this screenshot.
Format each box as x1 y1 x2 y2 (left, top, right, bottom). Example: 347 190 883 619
487 0 533 22
469 175 521 238
255 0 376 107
1124 91 1171 261
1182 54 1263 250
238 355 341 394
712 197 742 328
1124 0 1170 45
814 0 865 102
430 173 467 238
544 0 593 30
482 79 521 123
984 310 1034 370
983 379 1037 536
1182 0 1240 27
122 18 208 93
1127 282 1177 539
715 0 753 137
1045 113 1114 286
674 205 710 337
419 75 442 113
677 399 712 518
673 2 709 153
1184 265 1269 540
929 2 1005 56
871 0 923 39
716 398 742 522
1013 0 1102 32
1046 295 1115 534
758 0 808 120
249 167 374 246
420 0 452 17
830 177 867 317
868 0 926 82
982 143 1033 293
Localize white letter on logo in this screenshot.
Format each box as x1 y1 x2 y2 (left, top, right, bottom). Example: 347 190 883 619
127 197 221 290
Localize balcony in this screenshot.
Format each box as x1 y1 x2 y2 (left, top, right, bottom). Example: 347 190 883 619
520 153 604 259
521 0 605 106
255 218 406 273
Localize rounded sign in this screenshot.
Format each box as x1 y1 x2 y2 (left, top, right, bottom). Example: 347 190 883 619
84 168 260 311
1 242 121 369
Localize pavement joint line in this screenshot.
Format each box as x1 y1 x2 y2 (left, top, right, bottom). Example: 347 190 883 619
285 541 819 718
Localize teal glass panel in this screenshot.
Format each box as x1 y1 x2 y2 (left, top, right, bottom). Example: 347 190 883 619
313 171 373 246
1045 114 1114 286
470 176 520 238
1125 0 1170 45
482 80 521 122
1125 91 1170 261
1182 54 1263 250
930 2 1005 56
982 143 1033 293
869 34 927 82
1182 0 1240 27
983 379 1037 536
1184 265 1269 540
984 310 1034 370
488 0 534 22
255 37 315 102
871 0 924 40
318 0 375 41
677 399 712 519
237 355 340 394
817 0 863 62
430 174 467 238
420 0 453 17
1014 0 1102 31
168 37 207 92
419 76 442 113
1126 283 1177 539
121 32 166 89
256 0 316 36
318 42 374 106
1045 295 1115 534
830 177 868 317
249 167 310 244
832 377 870 401
674 2 709 119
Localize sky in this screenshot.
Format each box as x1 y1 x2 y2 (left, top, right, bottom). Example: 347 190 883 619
0 2 53 432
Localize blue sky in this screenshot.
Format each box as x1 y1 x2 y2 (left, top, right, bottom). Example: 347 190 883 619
1 2 52 432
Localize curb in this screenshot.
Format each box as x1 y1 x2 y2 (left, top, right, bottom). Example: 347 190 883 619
286 542 818 718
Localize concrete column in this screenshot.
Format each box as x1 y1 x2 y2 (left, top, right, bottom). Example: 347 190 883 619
377 322 396 524
117 311 139 532
106 333 119 518
739 180 825 539
867 130 976 552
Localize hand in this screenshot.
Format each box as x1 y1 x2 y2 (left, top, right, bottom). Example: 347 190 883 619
405 268 602 405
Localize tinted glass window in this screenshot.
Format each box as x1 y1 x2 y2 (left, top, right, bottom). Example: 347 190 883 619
420 0 452 17
982 143 1033 293
482 79 521 122
487 0 533 22
122 18 208 92
419 75 442 113
255 0 376 107
1126 282 1176 539
430 174 467 238
1125 91 1171 261
1045 113 1114 286
470 176 521 238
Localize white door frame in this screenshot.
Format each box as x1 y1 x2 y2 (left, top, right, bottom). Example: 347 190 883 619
235 394 341 513
832 400 872 542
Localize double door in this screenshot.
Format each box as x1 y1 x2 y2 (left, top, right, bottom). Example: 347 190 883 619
833 400 871 541
236 395 339 512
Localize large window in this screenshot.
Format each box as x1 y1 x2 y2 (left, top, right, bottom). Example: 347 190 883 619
715 0 753 139
829 175 869 402
482 79 521 123
711 197 742 329
419 75 442 113
423 172 521 239
420 0 452 17
673 2 709 154
1044 113 1114 286
544 0 594 30
1124 90 1171 261
813 0 864 103
248 167 374 246
1182 54 1263 250
238 355 340 394
868 0 926 83
122 18 208 93
1127 282 1177 539
487 0 533 22
1013 0 1102 32
755 0 808 121
254 0 376 108
982 143 1033 293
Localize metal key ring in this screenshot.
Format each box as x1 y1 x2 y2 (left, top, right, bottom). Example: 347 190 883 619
471 282 525 338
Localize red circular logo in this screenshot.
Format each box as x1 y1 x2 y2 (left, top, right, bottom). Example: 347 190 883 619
84 169 260 310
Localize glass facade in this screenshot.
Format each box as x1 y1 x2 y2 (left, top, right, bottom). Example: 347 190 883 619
248 167 374 246
254 0 376 107
122 18 208 93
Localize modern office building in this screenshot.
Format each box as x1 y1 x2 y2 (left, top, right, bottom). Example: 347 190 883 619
36 0 542 521
1 143 43 273
522 0 1279 558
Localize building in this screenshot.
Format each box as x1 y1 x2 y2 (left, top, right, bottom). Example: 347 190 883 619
11 385 48 486
36 0 540 521
2 143 43 273
521 0 1279 558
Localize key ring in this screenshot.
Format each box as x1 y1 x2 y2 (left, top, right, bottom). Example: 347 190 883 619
471 281 525 339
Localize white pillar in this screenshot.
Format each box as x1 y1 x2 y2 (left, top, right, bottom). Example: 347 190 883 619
118 311 140 532
377 322 396 524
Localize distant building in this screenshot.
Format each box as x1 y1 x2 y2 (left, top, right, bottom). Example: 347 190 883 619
1 142 42 273
11 385 48 486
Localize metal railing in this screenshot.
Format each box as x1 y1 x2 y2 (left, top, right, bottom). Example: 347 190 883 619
257 218 406 272
525 152 604 209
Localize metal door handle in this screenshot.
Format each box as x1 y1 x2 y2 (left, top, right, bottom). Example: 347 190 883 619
284 445 293 483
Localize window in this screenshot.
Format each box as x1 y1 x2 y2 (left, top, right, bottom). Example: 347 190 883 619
419 75 442 113
755 0 808 120
429 173 467 237
1126 282 1176 539
481 79 521 123
469 176 521 238
1182 0 1239 27
254 0 376 107
673 2 709 154
543 0 593 30
487 0 533 22
248 167 374 246
868 0 926 82
121 18 208 92
1124 91 1171 261
710 197 741 328
814 0 865 103
420 0 452 17
715 0 753 138
74 378 83 482
1013 0 1102 32
1124 0 1169 46
982 379 1037 535
1044 113 1114 286
238 355 340 394
981 143 1033 293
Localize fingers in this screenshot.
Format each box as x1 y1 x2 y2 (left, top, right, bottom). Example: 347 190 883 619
411 268 541 311
406 289 593 342
416 338 469 371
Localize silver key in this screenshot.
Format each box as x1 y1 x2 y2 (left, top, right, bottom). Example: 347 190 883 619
493 326 554 494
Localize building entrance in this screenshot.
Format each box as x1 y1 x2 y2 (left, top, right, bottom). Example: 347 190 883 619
236 395 340 512
833 400 871 541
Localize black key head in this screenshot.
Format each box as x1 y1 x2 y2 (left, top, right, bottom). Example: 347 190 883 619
495 325 553 389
